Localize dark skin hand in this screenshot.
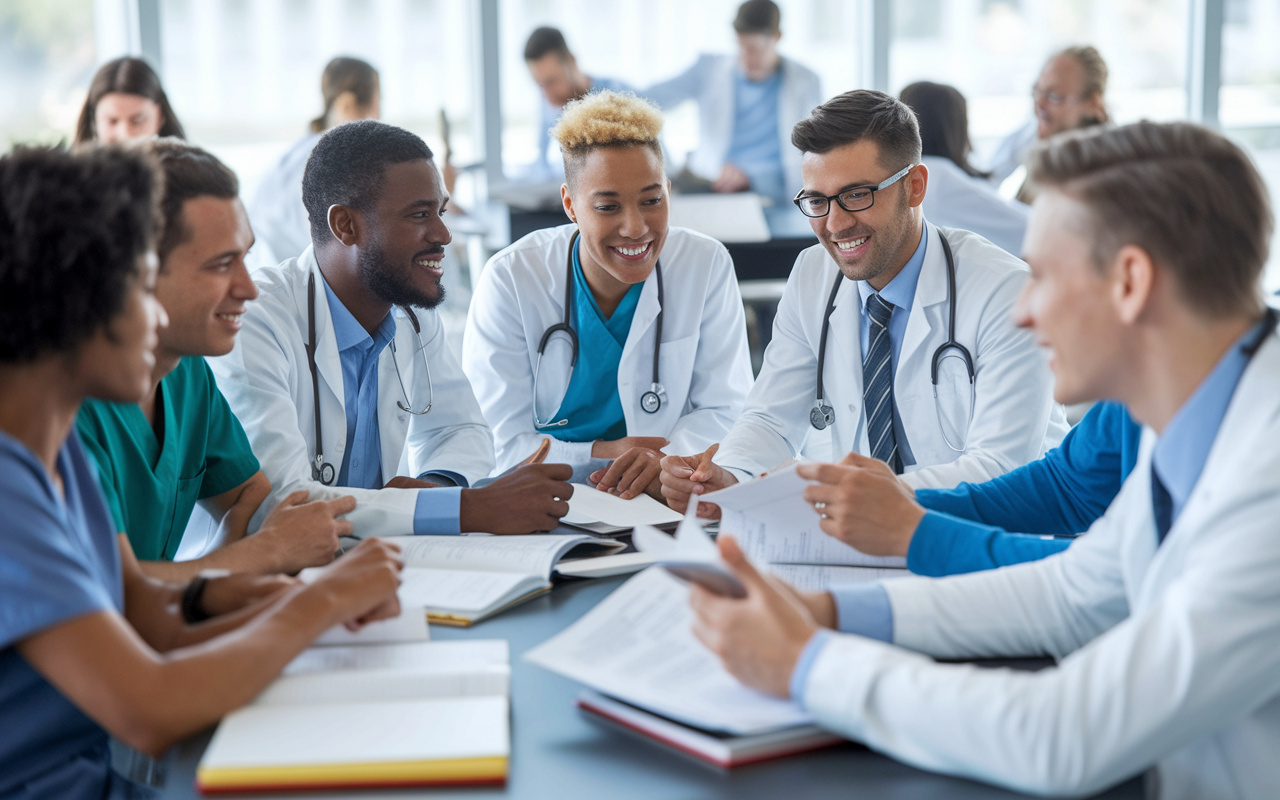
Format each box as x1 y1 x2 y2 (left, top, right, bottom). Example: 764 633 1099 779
589 437 669 500
459 463 574 533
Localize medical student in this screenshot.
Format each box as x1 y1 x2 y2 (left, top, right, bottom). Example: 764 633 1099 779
661 90 1068 513
463 91 754 498
0 143 403 798
212 120 573 536
691 121 1280 799
248 57 381 268
986 45 1109 202
642 0 822 205
77 139 353 581
74 56 185 145
899 82 1029 256
522 27 634 181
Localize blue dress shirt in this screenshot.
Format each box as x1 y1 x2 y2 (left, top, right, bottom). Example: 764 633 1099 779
322 279 464 534
725 68 785 204
855 224 928 468
789 319 1268 701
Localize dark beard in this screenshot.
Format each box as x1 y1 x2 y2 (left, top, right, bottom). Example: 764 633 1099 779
357 233 446 311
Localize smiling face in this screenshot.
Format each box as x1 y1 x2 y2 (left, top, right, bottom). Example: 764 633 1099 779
155 196 258 359
1033 55 1105 140
355 159 452 309
1014 188 1128 405
798 139 926 289
94 92 165 144
73 253 167 403
562 145 669 299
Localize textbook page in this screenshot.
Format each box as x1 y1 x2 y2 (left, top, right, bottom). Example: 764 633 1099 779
767 563 910 592
382 533 623 578
255 641 510 706
397 567 546 616
563 485 683 528
710 465 907 568
525 567 811 736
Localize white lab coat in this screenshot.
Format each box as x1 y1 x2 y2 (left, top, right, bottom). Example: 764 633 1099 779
208 248 495 536
715 223 1067 489
801 328 1280 799
918 155 1029 257
462 224 755 473
643 54 822 195
245 133 321 269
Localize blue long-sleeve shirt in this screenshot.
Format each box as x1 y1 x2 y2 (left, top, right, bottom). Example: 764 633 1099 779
908 400 1142 576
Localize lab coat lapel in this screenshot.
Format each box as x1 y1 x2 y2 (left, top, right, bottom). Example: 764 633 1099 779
305 258 348 442
897 224 950 383
618 272 662 425
376 313 413 483
826 276 865 455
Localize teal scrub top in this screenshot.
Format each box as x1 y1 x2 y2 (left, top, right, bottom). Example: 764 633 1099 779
75 356 261 561
547 239 644 443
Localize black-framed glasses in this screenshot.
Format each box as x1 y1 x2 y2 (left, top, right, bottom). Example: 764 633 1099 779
793 164 916 219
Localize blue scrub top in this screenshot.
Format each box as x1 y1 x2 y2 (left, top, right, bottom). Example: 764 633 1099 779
546 238 643 443
0 429 152 799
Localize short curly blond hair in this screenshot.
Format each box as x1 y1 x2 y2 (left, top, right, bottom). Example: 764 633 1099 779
550 90 664 187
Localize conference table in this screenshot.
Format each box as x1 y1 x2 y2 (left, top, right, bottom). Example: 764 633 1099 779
158 574 1144 800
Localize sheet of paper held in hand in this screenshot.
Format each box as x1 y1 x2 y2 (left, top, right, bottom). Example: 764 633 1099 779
703 464 907 569
563 485 684 528
524 567 811 736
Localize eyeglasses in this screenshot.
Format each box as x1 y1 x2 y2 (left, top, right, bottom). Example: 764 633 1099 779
793 164 915 219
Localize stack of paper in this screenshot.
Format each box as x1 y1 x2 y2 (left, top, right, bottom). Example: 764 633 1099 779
562 484 683 535
197 640 511 794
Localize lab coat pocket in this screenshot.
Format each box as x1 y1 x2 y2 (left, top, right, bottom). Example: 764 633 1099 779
656 333 699 414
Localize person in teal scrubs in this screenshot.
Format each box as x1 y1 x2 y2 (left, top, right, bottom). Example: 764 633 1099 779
463 90 754 500
77 139 356 581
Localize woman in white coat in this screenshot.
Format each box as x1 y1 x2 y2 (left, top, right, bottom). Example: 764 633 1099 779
463 91 754 499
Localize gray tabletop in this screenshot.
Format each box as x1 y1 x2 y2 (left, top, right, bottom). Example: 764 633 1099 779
158 576 1143 799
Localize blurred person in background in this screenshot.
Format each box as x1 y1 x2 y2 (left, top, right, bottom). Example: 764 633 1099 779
73 56 185 145
900 81 1029 255
248 57 382 267
986 46 1109 203
521 27 634 181
642 0 822 205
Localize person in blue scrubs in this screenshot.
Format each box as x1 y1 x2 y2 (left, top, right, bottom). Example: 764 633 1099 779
0 144 403 799
463 91 754 499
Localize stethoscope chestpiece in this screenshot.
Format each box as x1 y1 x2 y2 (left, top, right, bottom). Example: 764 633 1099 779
641 383 664 414
810 399 834 431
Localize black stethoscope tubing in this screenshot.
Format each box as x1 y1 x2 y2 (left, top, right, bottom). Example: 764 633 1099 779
810 230 976 452
532 231 665 429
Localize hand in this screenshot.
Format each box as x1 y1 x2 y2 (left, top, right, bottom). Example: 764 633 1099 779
797 452 925 557
659 444 736 517
459 463 574 534
385 476 442 490
198 573 299 618
712 162 751 194
255 491 357 573
689 536 819 698
306 538 404 631
590 446 664 500
591 436 668 460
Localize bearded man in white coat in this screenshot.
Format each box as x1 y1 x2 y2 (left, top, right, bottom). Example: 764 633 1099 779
661 90 1068 513
689 120 1280 799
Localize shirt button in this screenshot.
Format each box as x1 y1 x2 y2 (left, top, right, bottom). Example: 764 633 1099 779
848 404 857 412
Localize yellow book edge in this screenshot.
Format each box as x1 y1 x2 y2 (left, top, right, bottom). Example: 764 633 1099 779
197 755 507 791
426 584 552 627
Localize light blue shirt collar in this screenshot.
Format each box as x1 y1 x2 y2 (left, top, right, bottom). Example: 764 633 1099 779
1152 315 1270 520
322 276 397 353
857 222 928 316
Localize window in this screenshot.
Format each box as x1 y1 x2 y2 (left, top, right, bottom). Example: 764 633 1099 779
0 0 98 149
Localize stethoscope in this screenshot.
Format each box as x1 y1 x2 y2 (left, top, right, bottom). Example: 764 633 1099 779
304 272 433 485
810 230 976 453
532 231 665 429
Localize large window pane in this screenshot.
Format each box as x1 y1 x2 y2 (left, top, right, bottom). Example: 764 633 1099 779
0 0 98 148
1221 0 1280 129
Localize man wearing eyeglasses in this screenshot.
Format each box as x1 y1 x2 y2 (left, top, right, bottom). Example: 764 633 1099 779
660 90 1067 517
988 46 1110 202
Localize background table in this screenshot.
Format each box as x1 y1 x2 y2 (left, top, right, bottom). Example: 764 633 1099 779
159 576 1144 800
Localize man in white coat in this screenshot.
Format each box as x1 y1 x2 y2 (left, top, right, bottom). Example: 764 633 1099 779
661 90 1067 512
642 0 822 205
689 121 1280 799
211 120 573 536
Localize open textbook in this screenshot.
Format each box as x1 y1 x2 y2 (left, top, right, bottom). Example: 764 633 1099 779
562 484 683 534
377 534 626 626
705 464 908 570
526 566 814 736
197 640 510 794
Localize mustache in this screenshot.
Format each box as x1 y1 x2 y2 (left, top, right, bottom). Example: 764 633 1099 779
413 247 446 260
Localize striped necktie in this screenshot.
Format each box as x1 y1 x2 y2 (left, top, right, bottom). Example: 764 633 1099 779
863 293 902 474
